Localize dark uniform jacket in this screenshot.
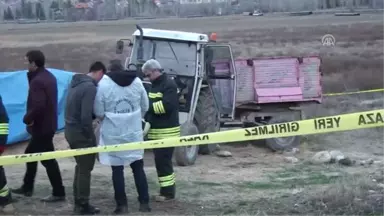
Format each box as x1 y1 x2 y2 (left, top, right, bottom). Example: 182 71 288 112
0 95 9 151
146 74 180 140
0 95 9 202
24 68 58 136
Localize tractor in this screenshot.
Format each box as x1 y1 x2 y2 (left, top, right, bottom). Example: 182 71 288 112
116 25 322 166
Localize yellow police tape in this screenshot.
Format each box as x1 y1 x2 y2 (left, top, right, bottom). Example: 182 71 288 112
324 88 384 96
0 109 383 166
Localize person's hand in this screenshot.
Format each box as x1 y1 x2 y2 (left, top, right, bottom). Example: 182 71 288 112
26 121 34 134
26 124 33 134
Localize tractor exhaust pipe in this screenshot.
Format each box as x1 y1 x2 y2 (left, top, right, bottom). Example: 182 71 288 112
136 25 144 66
135 25 146 81
135 25 151 92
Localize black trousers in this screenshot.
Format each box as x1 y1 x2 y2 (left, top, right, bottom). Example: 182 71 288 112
111 159 149 206
153 147 175 198
22 133 65 197
0 166 11 206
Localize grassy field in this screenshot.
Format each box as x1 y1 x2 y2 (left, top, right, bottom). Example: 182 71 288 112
0 14 382 92
0 13 383 215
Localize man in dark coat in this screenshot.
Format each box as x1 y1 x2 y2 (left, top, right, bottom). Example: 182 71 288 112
0 95 14 214
142 59 179 202
65 61 106 215
12 50 66 202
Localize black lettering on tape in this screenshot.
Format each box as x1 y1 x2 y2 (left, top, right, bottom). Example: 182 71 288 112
244 128 253 136
259 126 268 135
358 112 384 125
180 135 209 143
245 128 257 136
244 122 300 136
149 141 163 146
269 125 276 134
245 129 252 136
279 124 287 133
314 117 341 130
291 122 299 132
13 153 43 161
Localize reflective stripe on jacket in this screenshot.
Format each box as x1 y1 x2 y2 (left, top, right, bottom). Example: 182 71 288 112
146 74 180 140
0 95 9 147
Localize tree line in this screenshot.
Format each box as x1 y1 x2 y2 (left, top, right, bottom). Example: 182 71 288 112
3 0 46 20
3 0 382 21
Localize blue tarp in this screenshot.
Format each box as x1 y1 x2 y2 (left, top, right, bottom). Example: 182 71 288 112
0 69 74 145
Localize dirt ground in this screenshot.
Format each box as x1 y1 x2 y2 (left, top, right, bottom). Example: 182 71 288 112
0 14 383 215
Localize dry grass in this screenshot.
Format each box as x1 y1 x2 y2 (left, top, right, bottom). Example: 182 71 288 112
296 175 383 215
207 173 384 216
0 16 384 92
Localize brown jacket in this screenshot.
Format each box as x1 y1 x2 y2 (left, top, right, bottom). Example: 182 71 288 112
23 68 58 136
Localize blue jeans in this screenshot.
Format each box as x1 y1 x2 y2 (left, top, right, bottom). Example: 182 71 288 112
111 159 149 206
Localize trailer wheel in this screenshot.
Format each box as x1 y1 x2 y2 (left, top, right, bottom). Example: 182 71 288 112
195 87 219 155
174 122 199 166
265 116 300 151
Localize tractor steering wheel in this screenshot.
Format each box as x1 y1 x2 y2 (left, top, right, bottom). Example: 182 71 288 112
126 63 146 80
127 63 137 71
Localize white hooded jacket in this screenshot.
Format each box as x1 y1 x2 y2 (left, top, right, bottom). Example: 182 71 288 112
93 71 149 166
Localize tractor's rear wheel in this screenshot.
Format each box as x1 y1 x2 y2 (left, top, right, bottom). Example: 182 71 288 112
174 122 199 166
195 87 220 155
265 115 301 151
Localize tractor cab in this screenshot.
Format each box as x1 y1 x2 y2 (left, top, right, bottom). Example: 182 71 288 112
116 25 237 166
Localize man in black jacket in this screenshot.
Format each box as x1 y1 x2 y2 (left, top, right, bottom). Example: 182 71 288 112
0 95 14 214
65 61 106 215
13 50 66 203
142 59 179 202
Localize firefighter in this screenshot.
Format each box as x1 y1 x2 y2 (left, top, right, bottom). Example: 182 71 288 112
0 95 14 214
142 59 179 202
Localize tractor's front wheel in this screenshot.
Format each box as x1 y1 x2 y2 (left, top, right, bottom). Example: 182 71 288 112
195 87 220 155
174 122 199 166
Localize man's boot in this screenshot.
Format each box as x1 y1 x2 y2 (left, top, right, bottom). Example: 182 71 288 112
0 189 15 214
153 194 175 202
41 194 66 202
12 187 33 197
155 185 175 202
113 204 128 214
139 203 151 212
73 202 100 215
